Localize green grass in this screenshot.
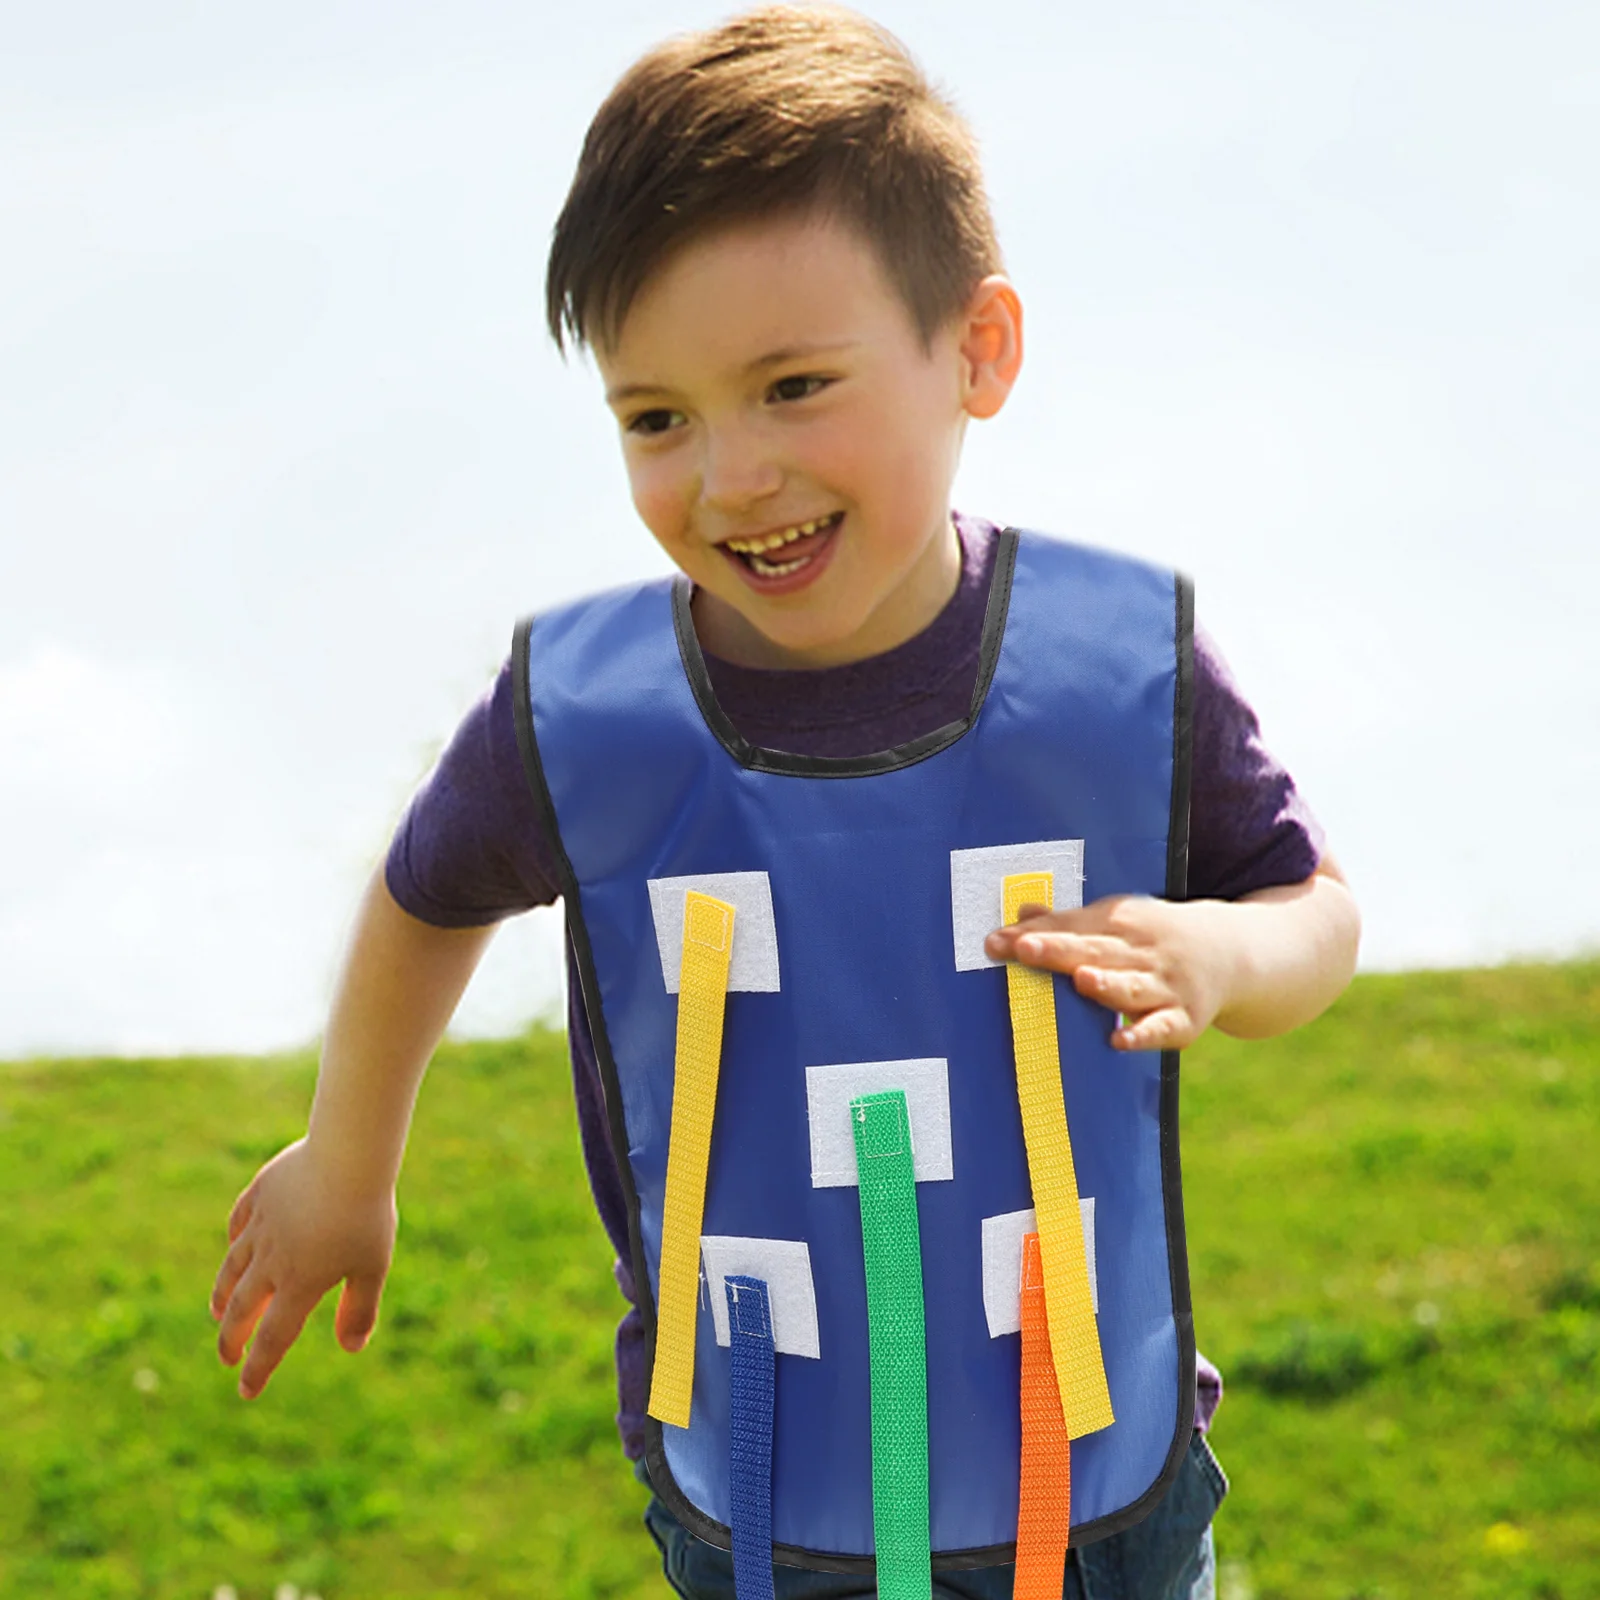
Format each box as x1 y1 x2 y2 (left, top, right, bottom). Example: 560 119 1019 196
1 960 1596 1599
1188 961 1600 1600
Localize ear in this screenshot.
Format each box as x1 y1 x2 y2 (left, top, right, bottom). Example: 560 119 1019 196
956 275 1024 420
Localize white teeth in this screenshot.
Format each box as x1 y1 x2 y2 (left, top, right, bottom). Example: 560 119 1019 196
725 513 837 555
747 550 812 577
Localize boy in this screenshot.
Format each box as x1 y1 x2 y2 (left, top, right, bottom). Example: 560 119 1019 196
210 7 1359 1597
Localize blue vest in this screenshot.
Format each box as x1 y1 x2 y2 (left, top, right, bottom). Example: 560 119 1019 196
513 530 1196 1573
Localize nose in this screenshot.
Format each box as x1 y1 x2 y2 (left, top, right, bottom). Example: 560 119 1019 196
698 417 782 514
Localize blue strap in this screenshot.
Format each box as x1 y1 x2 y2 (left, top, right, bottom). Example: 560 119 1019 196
726 1274 776 1600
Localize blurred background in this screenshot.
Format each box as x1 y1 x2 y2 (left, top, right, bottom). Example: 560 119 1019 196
2 0 1595 1061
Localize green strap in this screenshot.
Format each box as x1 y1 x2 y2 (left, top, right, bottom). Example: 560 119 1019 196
851 1090 932 1600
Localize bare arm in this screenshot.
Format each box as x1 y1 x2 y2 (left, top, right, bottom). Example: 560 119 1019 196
211 872 495 1398
1200 857 1360 1039
305 871 496 1193
984 857 1361 1052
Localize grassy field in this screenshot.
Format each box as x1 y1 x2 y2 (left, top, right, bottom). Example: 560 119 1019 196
1 960 1595 1600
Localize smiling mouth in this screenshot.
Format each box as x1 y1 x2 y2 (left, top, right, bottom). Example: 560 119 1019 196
721 511 843 578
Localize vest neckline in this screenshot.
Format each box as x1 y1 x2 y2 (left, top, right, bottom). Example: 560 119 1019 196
670 528 1019 778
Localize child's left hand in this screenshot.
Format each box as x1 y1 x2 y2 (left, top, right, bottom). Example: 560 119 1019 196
983 862 1361 1052
985 895 1233 1052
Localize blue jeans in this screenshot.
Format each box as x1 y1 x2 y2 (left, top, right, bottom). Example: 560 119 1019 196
641 1430 1225 1599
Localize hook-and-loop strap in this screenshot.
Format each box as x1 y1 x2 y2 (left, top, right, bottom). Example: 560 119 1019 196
1002 872 1113 1438
727 1274 776 1600
1015 1231 1072 1597
649 891 736 1428
852 1088 932 1600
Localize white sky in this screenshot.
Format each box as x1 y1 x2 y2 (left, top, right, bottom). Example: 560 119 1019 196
1 1 1596 1058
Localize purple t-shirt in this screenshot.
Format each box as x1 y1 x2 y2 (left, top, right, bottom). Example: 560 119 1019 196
387 515 1324 1458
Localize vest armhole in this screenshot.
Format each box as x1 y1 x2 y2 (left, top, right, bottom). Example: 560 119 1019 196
1057 565 1200 1548
510 613 680 1532
1066 564 1200 1549
1166 571 1196 904
510 617 570 899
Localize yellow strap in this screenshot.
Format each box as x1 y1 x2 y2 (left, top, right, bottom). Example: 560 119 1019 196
1003 872 1114 1438
648 891 736 1428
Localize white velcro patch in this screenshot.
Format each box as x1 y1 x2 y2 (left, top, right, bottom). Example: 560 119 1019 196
804 1059 953 1188
647 872 780 993
699 1236 821 1359
980 1199 1098 1337
949 840 1086 971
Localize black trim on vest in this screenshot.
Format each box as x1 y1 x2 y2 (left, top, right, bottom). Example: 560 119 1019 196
669 528 1020 778
510 547 1200 1573
510 615 668 1549
1167 573 1196 908
1059 567 1199 1551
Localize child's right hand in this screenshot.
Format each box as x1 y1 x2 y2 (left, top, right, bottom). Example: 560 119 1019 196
210 1136 397 1400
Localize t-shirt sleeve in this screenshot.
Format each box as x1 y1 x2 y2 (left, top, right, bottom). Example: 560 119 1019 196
1186 623 1326 901
384 656 561 925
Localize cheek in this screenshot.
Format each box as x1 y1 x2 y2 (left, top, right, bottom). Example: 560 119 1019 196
845 414 950 527
623 447 693 540
802 413 885 498
824 393 943 499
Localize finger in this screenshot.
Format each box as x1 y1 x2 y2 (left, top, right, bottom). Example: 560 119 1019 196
238 1288 317 1400
210 1235 255 1321
335 1273 386 1352
216 1260 273 1368
983 897 1082 955
227 1185 257 1242
1009 930 1141 973
1006 894 1139 934
981 903 1062 961
1112 1007 1198 1053
1073 965 1172 1016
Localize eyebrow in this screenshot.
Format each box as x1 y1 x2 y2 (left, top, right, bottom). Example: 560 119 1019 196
604 340 859 406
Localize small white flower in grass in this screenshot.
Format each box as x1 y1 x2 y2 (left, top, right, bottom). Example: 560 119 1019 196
497 1389 525 1414
132 1367 160 1393
275 1584 300 1600
212 1587 238 1600
1414 1300 1441 1327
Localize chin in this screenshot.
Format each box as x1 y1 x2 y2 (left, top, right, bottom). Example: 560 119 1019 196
767 623 867 666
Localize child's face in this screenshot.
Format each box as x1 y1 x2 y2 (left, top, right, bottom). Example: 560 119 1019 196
596 212 1018 669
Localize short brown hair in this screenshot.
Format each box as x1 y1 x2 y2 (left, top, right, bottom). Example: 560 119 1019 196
545 4 1001 352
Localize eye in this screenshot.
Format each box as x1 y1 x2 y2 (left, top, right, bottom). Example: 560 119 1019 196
767 374 830 404
625 407 685 437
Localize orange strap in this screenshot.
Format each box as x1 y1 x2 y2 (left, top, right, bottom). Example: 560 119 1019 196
1014 1231 1071 1598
